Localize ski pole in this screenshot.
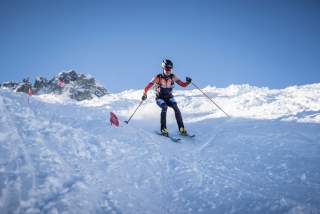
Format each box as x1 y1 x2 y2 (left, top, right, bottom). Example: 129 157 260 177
124 100 144 124
191 82 231 118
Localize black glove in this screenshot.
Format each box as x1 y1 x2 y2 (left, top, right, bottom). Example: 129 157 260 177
142 93 147 101
186 77 192 83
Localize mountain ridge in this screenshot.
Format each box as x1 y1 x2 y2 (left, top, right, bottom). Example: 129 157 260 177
0 70 108 101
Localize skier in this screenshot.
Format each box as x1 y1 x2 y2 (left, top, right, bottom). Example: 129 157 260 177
142 59 192 136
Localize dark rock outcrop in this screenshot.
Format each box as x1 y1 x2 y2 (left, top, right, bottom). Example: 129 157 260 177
1 81 19 90
1 70 108 101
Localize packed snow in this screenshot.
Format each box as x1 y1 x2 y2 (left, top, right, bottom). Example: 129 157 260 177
0 83 320 213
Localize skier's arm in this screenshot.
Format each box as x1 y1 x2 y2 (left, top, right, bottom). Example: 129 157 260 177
144 75 159 93
144 82 154 94
173 75 192 87
142 76 159 100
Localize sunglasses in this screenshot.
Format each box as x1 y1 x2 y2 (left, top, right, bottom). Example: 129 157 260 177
164 66 172 70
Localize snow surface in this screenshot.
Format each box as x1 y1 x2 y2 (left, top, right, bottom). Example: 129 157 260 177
0 83 320 213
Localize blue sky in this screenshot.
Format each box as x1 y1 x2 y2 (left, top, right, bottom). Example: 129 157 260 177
1 0 320 92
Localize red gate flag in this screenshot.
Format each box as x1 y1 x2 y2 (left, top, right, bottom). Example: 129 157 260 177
28 88 32 96
110 112 119 127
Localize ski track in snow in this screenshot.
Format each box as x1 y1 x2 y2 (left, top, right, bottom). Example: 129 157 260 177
1 84 320 214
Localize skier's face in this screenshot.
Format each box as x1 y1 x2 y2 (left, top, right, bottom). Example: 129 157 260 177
163 66 172 75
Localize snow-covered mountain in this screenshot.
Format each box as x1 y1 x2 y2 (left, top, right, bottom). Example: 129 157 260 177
0 70 108 101
0 83 320 213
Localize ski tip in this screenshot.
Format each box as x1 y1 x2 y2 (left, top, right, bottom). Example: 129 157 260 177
168 136 181 143
155 131 181 143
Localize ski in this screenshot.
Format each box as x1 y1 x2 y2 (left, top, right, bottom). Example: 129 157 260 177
180 133 195 138
155 131 181 143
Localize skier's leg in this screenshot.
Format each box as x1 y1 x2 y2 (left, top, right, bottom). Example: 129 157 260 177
167 98 184 130
172 103 184 129
160 104 168 131
156 99 168 131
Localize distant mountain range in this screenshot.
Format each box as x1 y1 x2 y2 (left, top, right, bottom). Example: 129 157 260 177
0 70 108 101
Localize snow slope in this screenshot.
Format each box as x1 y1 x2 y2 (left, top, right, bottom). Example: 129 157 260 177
0 83 320 214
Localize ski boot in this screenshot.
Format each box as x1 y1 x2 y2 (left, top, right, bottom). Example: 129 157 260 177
179 127 188 136
161 128 169 137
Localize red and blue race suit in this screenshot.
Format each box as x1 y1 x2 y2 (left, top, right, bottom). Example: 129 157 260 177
144 73 190 131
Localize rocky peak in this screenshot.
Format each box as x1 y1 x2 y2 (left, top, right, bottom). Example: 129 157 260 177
1 70 108 101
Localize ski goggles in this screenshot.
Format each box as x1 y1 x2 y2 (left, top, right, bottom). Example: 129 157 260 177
164 66 172 70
